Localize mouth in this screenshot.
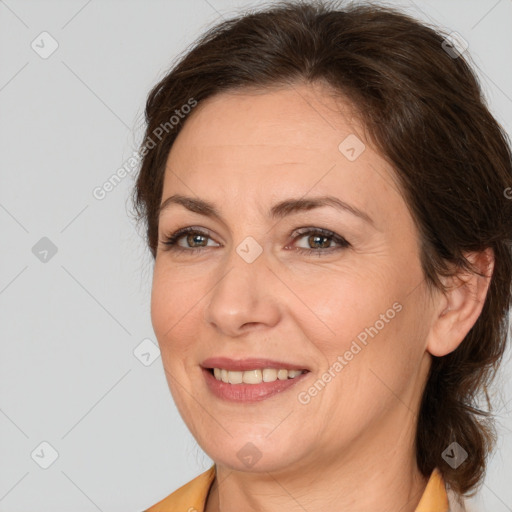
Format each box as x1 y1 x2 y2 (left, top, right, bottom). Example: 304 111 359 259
201 357 311 402
208 367 306 384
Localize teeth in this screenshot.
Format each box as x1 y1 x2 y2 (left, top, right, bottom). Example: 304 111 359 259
262 368 277 382
243 369 262 384
212 368 304 384
228 371 243 384
277 369 288 380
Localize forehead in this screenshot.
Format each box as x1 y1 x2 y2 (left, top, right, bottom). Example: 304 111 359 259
169 83 362 163
162 83 406 230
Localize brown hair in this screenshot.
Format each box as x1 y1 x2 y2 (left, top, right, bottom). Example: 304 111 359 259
132 0 512 496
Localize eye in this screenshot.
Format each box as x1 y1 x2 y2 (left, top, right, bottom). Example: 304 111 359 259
289 227 350 255
160 226 218 254
158 226 350 256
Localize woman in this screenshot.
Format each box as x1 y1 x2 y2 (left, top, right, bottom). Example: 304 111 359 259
132 1 512 510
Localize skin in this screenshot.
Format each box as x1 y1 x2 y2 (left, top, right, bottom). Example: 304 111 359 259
150 81 493 512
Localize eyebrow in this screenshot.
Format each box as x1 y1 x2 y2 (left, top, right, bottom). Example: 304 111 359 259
158 194 374 226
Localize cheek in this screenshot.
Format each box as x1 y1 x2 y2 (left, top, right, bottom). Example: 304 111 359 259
316 281 428 413
303 265 422 381
150 266 171 341
298 266 394 342
150 266 201 411
150 264 198 352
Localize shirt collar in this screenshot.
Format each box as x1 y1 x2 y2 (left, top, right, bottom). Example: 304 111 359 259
414 468 450 512
145 465 451 512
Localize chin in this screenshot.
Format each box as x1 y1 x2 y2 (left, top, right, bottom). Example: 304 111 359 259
199 432 305 473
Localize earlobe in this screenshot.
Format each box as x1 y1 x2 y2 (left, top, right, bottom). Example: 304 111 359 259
426 248 494 357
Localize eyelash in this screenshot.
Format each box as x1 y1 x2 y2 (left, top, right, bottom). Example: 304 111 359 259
159 226 350 256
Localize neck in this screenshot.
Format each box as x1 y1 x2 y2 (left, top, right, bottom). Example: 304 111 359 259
205 412 429 512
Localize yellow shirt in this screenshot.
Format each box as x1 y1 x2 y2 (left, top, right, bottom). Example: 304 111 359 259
145 466 460 511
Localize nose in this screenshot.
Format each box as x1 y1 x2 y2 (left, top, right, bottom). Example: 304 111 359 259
203 247 282 337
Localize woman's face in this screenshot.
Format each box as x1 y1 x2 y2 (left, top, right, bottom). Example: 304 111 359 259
151 82 436 474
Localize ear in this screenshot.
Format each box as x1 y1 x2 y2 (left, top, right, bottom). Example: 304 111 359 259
426 248 494 357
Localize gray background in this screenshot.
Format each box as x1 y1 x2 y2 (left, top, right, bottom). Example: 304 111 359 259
0 0 511 511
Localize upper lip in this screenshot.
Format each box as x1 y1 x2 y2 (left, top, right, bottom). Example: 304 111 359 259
201 357 310 372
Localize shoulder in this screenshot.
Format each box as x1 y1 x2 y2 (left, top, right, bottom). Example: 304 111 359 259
144 465 216 512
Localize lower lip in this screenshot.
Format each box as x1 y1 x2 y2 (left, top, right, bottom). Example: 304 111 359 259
202 367 309 402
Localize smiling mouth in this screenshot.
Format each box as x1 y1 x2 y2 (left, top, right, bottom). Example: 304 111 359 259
208 367 308 384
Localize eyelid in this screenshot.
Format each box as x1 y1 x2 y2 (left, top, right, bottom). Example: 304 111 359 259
159 225 350 255
162 226 219 247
